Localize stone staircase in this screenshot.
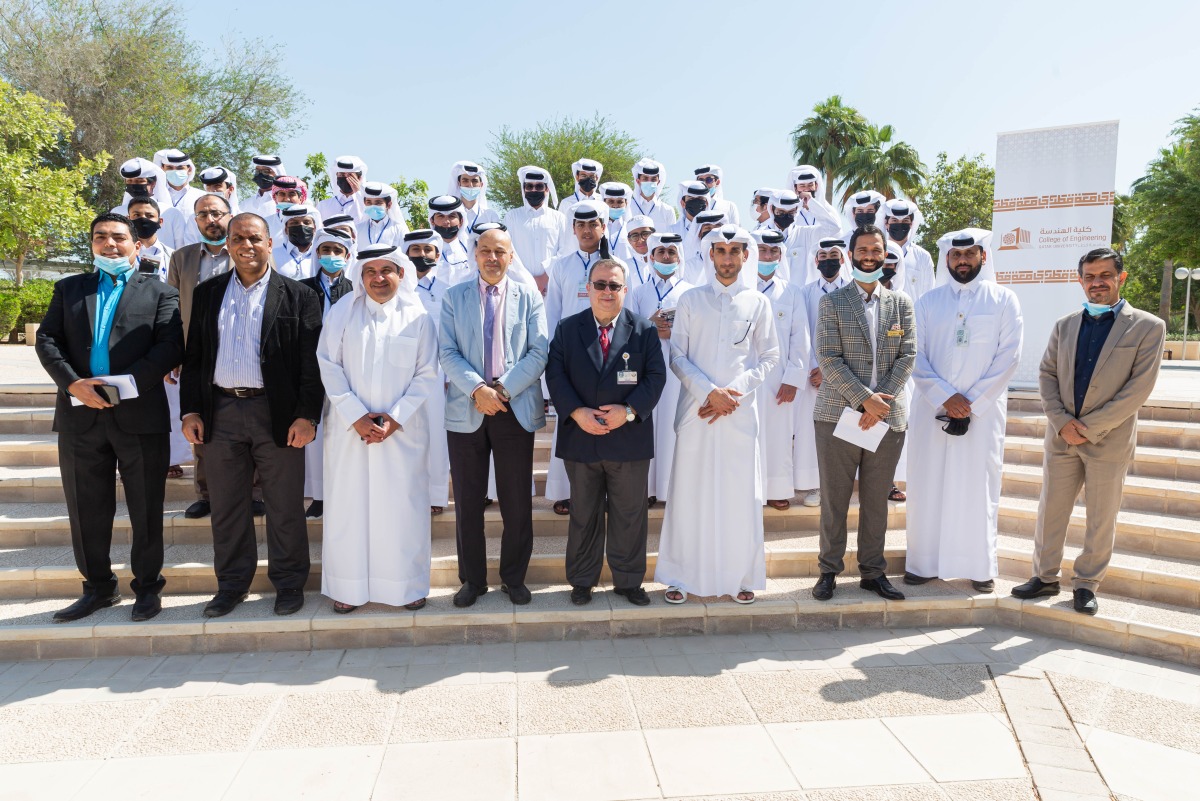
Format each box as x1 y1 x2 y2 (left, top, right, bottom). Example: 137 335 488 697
1 385 1198 666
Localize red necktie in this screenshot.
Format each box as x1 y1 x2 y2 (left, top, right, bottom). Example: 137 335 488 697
599 324 612 361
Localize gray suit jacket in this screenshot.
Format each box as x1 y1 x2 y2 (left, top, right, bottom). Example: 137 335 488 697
1039 302 1165 458
439 275 549 434
814 283 916 431
166 243 216 343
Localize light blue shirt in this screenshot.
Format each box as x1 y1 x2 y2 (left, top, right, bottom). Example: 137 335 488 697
90 271 129 376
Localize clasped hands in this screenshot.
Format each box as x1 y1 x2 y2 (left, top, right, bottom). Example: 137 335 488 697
1059 418 1089 446
698 387 742 425
858 392 895 430
472 385 507 416
353 413 399 444
571 405 629 435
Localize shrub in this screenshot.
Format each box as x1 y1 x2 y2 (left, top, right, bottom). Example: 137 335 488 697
0 292 19 338
18 279 56 327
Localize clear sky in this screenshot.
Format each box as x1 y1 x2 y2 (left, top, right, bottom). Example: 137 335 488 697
186 0 1198 213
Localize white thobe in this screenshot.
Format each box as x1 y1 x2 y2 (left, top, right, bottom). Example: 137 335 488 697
754 276 809 501
780 204 843 286
141 240 190 466
624 253 655 291
793 275 846 489
460 202 500 233
605 218 637 267
503 204 570 278
272 242 315 280
318 192 366 226
240 190 275 219
628 273 694 499
356 217 408 248
907 279 1023 582
438 237 475 287
710 197 740 226
654 279 780 597
630 194 678 230
416 271 451 507
543 248 602 499
304 271 346 500
316 291 440 606
558 189 600 219
895 241 936 303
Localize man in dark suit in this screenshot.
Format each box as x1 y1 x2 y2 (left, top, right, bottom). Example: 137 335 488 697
36 212 185 622
545 258 667 606
180 212 325 618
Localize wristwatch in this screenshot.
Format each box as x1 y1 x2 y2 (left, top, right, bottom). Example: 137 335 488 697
305 418 319 428
624 404 636 423
493 382 511 402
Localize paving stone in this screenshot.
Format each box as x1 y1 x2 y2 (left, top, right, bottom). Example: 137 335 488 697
0 699 157 761
516 677 638 735
257 690 396 749
124 695 276 755
389 683 515 743
627 673 758 728
734 670 874 721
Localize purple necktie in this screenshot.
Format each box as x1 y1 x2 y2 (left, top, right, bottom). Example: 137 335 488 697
483 284 500 383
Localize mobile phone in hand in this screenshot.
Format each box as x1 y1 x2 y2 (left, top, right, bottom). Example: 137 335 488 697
96 385 121 405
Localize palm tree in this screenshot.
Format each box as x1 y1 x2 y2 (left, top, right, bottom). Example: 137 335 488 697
837 124 927 205
789 95 869 203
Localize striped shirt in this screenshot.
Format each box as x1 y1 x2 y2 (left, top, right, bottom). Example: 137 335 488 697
213 270 269 389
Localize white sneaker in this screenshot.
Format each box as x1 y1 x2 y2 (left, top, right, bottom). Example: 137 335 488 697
802 489 821 507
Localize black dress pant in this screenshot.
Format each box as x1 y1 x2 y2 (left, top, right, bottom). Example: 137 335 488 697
564 459 650 590
205 394 309 593
58 413 168 596
447 409 534 588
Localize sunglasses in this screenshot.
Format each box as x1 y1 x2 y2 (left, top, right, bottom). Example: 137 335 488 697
590 281 625 292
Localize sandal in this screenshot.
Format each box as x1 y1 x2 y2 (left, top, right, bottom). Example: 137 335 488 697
766 499 790 510
735 590 756 605
888 485 907 502
333 601 359 614
664 586 686 605
404 597 426 611
553 499 571 516
166 465 184 479
430 506 444 516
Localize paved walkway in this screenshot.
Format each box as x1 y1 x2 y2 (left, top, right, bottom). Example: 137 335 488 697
1 626 1197 800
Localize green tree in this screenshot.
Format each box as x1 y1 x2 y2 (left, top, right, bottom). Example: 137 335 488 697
912 152 995 259
789 95 870 204
0 79 107 285
837 123 926 205
303 153 331 203
390 176 429 230
0 0 306 209
484 114 642 212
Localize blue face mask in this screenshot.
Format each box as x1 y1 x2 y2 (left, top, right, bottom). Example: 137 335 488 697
364 205 387 222
319 255 347 273
852 266 884 283
274 201 294 212
608 207 625 221
166 169 190 186
94 254 134 278
1083 301 1114 316
707 185 717 196
653 260 677 277
759 261 779 277
200 235 227 246
639 181 658 198
460 187 481 201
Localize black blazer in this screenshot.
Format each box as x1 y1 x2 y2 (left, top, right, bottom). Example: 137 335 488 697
299 273 353 312
180 270 325 448
546 307 667 463
36 272 184 435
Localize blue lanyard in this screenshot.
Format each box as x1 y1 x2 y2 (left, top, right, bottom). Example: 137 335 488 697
798 210 813 226
466 205 481 230
576 251 594 271
442 240 467 267
607 221 625 252
171 189 186 209
633 258 646 284
760 280 775 295
369 218 391 244
318 274 334 306
418 276 437 295
336 195 353 210
633 196 655 216
654 278 676 305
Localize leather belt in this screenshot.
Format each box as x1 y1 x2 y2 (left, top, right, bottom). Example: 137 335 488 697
217 386 265 398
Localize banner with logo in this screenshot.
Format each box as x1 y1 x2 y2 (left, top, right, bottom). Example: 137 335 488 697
992 120 1120 386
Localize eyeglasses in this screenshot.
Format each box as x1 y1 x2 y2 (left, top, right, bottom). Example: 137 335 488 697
195 210 229 220
627 231 651 242
700 175 719 186
523 182 547 191
590 281 625 292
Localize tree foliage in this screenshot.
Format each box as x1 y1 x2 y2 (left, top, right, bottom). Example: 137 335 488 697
0 79 107 285
0 0 306 209
484 115 643 212
912 152 995 259
302 153 331 203
837 123 927 205
391 176 429 230
789 95 870 203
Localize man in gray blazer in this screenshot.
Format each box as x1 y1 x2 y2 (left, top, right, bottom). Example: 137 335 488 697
812 225 916 602
1013 248 1165 614
440 227 549 607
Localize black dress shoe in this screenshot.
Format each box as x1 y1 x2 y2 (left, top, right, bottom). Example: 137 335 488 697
903 571 935 585
501 583 532 605
453 583 488 608
860 576 905 601
1011 577 1061 599
305 500 323 518
570 586 592 605
812 572 836 601
972 579 995 594
131 593 162 622
483 498 494 507
252 500 266 517
274 588 304 615
1073 588 1098 615
647 496 657 507
614 587 651 606
53 592 121 623
203 590 248 618
184 500 211 519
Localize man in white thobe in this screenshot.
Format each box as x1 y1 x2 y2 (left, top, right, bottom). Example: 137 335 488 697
752 229 809 510
906 229 1023 593
691 164 740 226
272 204 322 280
316 243 440 612
558 158 604 218
655 225 780 604
630 158 677 230
504 166 571 293
447 160 501 233
881 198 936 303
599 182 638 266
242 154 287 218
628 232 694 504
358 182 409 247
623 215 656 289
317 155 368 225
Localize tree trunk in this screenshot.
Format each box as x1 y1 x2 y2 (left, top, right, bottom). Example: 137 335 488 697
825 168 835 204
1158 259 1174 324
14 250 25 288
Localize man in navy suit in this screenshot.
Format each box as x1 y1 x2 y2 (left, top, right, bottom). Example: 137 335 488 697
545 258 667 606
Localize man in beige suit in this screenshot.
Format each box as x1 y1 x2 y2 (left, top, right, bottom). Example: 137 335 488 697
167 193 263 518
1013 248 1165 614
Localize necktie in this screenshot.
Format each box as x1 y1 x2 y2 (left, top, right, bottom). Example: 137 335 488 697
483 284 499 383
599 324 612 361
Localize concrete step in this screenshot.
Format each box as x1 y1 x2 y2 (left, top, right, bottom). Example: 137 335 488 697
1005 409 1200 450
0 407 54 434
0 387 55 408
0 434 57 466
1004 435 1200 481
1002 463 1200 517
1008 393 1200 424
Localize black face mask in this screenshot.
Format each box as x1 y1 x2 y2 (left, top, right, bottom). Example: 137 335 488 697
131 217 161 239
434 224 460 240
287 225 314 248
126 183 151 198
817 258 842 279
252 172 276 190
410 256 437 272
336 176 354 195
854 212 875 227
773 213 795 230
524 190 546 208
684 198 708 217
882 266 897 285
950 263 983 284
887 222 912 242
578 177 597 192
936 414 972 436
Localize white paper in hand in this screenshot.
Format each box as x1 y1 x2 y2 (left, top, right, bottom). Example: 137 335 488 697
832 406 888 452
70 374 140 406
